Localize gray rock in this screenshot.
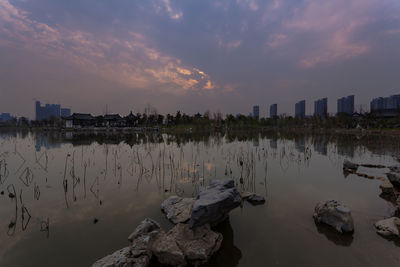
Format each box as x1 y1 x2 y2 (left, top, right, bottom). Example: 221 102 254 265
161 196 195 224
387 172 400 186
375 217 400 237
343 160 359 171
151 231 186 266
92 246 150 267
239 191 254 199
246 194 265 205
168 223 223 265
128 218 160 243
189 178 242 228
313 200 354 233
379 179 395 196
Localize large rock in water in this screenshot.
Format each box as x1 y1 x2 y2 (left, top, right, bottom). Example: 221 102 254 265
161 196 195 224
168 223 223 265
189 178 242 228
94 218 161 267
313 200 354 233
375 217 400 237
343 160 359 172
386 172 400 186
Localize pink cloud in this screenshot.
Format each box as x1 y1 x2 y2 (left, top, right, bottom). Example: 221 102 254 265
0 0 214 94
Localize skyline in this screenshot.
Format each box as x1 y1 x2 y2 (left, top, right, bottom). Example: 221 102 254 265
1 0 400 119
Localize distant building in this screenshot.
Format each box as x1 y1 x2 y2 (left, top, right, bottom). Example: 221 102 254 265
65 113 95 128
61 108 71 117
337 95 354 115
35 101 60 120
253 105 260 119
314 98 327 118
370 94 400 117
270 104 277 118
295 100 306 118
0 113 14 122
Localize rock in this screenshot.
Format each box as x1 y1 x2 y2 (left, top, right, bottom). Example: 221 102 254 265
161 196 195 224
375 217 400 237
168 223 223 265
379 179 395 196
128 218 160 243
239 191 254 199
151 231 186 266
387 172 400 186
313 200 354 233
189 178 242 228
246 194 266 205
92 246 149 267
343 160 358 171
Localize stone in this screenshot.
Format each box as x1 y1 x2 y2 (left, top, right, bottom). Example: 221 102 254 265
168 223 223 265
343 160 359 171
313 200 354 233
379 179 395 196
375 217 400 237
151 231 186 266
189 178 242 228
128 218 160 243
387 172 400 186
246 194 265 205
161 196 195 224
92 246 149 267
239 191 254 199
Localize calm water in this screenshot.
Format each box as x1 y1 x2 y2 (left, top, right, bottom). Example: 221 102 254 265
0 130 399 267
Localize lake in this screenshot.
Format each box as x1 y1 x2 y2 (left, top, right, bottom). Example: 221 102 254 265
0 130 399 266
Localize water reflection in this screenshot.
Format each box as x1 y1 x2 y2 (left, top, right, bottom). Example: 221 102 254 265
0 129 399 266
314 222 354 246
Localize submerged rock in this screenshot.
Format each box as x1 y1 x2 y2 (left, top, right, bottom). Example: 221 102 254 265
239 191 254 199
189 178 242 228
313 200 354 233
246 194 266 205
161 196 195 224
168 223 223 265
343 160 359 171
375 217 400 237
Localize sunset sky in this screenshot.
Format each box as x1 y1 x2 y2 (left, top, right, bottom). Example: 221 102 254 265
1 0 400 118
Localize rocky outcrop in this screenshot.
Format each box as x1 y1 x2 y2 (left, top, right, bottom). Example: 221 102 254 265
343 160 359 172
93 218 222 267
161 196 195 224
189 178 242 228
387 172 400 187
313 200 354 233
379 179 395 196
375 217 400 237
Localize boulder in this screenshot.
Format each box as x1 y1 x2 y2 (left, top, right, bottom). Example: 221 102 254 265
246 194 266 205
189 178 242 228
92 247 135 267
168 223 223 265
151 231 186 266
128 218 161 243
343 160 359 171
375 217 400 237
313 200 354 233
161 196 195 224
379 179 395 196
387 172 400 186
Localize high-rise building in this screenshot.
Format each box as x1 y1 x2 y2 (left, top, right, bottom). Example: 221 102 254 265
370 94 400 116
253 105 260 119
337 95 354 115
61 108 71 117
314 98 327 118
295 100 306 118
270 104 277 118
35 101 65 120
0 113 14 121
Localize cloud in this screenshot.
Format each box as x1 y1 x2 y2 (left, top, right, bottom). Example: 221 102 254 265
267 34 288 48
0 0 214 94
236 0 259 11
216 35 242 51
153 0 183 20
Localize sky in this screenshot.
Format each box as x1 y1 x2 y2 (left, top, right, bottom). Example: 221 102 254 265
0 0 400 119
